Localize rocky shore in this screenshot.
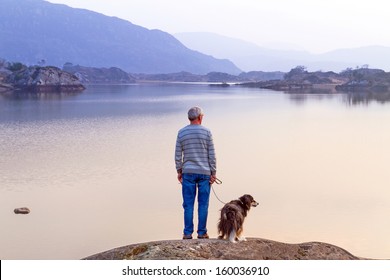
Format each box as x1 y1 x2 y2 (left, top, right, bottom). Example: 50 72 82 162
239 66 390 94
7 66 85 93
84 238 363 260
0 61 85 93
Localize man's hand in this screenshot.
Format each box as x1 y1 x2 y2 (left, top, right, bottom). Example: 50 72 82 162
177 172 182 183
209 175 217 184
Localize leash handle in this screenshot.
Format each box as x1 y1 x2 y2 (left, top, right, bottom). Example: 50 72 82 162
211 177 226 204
214 177 222 184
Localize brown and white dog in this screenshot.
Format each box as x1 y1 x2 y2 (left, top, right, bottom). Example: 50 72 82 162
217 194 259 243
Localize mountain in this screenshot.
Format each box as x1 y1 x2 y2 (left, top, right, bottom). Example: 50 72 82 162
316 46 390 71
175 32 390 72
0 0 241 75
175 32 314 72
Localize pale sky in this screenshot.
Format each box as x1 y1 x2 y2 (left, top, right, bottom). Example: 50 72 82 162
46 0 390 54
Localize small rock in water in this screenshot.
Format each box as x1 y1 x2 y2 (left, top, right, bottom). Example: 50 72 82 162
14 207 30 214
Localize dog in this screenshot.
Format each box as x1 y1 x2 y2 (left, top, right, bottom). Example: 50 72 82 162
217 194 259 243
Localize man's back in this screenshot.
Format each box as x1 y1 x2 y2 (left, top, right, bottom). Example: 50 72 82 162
175 124 216 176
175 106 217 239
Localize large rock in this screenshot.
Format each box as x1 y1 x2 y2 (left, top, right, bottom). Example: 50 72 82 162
84 238 363 260
0 82 14 93
0 69 13 92
6 66 85 92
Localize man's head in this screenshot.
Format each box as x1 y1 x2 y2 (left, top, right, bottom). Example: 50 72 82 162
188 106 204 123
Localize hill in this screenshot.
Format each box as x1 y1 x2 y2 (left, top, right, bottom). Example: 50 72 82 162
0 0 241 75
175 32 390 72
175 32 312 72
84 238 362 260
63 64 136 84
318 46 390 71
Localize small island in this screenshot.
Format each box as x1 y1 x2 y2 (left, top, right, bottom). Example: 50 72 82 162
0 60 85 93
239 65 390 94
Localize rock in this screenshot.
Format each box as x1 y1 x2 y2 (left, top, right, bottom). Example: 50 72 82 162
83 238 363 260
6 66 85 93
0 82 14 93
0 69 13 92
14 207 30 214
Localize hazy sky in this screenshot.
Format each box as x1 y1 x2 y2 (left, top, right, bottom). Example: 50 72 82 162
46 0 389 54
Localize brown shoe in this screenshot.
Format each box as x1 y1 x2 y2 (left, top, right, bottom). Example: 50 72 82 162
182 234 192 240
197 233 209 239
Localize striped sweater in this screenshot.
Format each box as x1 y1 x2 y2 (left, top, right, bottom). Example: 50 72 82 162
175 124 216 176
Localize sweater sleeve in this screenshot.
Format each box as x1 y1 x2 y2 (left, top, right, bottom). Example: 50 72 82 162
208 131 217 175
174 133 183 172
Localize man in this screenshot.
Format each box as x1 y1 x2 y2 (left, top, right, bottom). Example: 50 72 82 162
175 106 217 240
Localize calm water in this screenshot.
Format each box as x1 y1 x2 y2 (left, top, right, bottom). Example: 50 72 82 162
1 84 390 259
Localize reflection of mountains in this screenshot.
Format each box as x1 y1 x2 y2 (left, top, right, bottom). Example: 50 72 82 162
287 93 336 105
344 91 390 105
0 91 81 101
287 91 390 106
285 85 338 94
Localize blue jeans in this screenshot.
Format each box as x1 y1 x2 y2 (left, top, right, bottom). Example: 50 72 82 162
182 173 211 236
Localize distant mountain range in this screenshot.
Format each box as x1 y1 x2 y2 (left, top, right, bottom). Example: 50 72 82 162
2 0 389 76
175 32 390 72
0 0 241 74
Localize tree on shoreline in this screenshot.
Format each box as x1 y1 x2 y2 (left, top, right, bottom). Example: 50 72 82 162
284 65 307 80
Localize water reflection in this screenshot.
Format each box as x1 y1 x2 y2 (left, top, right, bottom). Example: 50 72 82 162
0 91 82 100
0 85 185 123
284 85 338 95
287 93 338 105
286 90 390 106
343 91 390 106
2 84 390 259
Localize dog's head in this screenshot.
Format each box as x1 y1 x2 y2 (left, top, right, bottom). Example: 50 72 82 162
239 194 259 210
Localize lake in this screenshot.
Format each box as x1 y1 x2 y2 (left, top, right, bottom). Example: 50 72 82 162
1 83 390 259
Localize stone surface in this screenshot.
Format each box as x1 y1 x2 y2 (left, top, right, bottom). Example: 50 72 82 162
0 69 13 92
6 66 85 93
0 82 14 93
84 238 363 260
14 207 30 214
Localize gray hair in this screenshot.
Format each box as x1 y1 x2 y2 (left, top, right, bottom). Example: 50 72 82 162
188 106 204 121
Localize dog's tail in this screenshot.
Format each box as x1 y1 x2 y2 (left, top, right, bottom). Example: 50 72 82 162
218 205 242 239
